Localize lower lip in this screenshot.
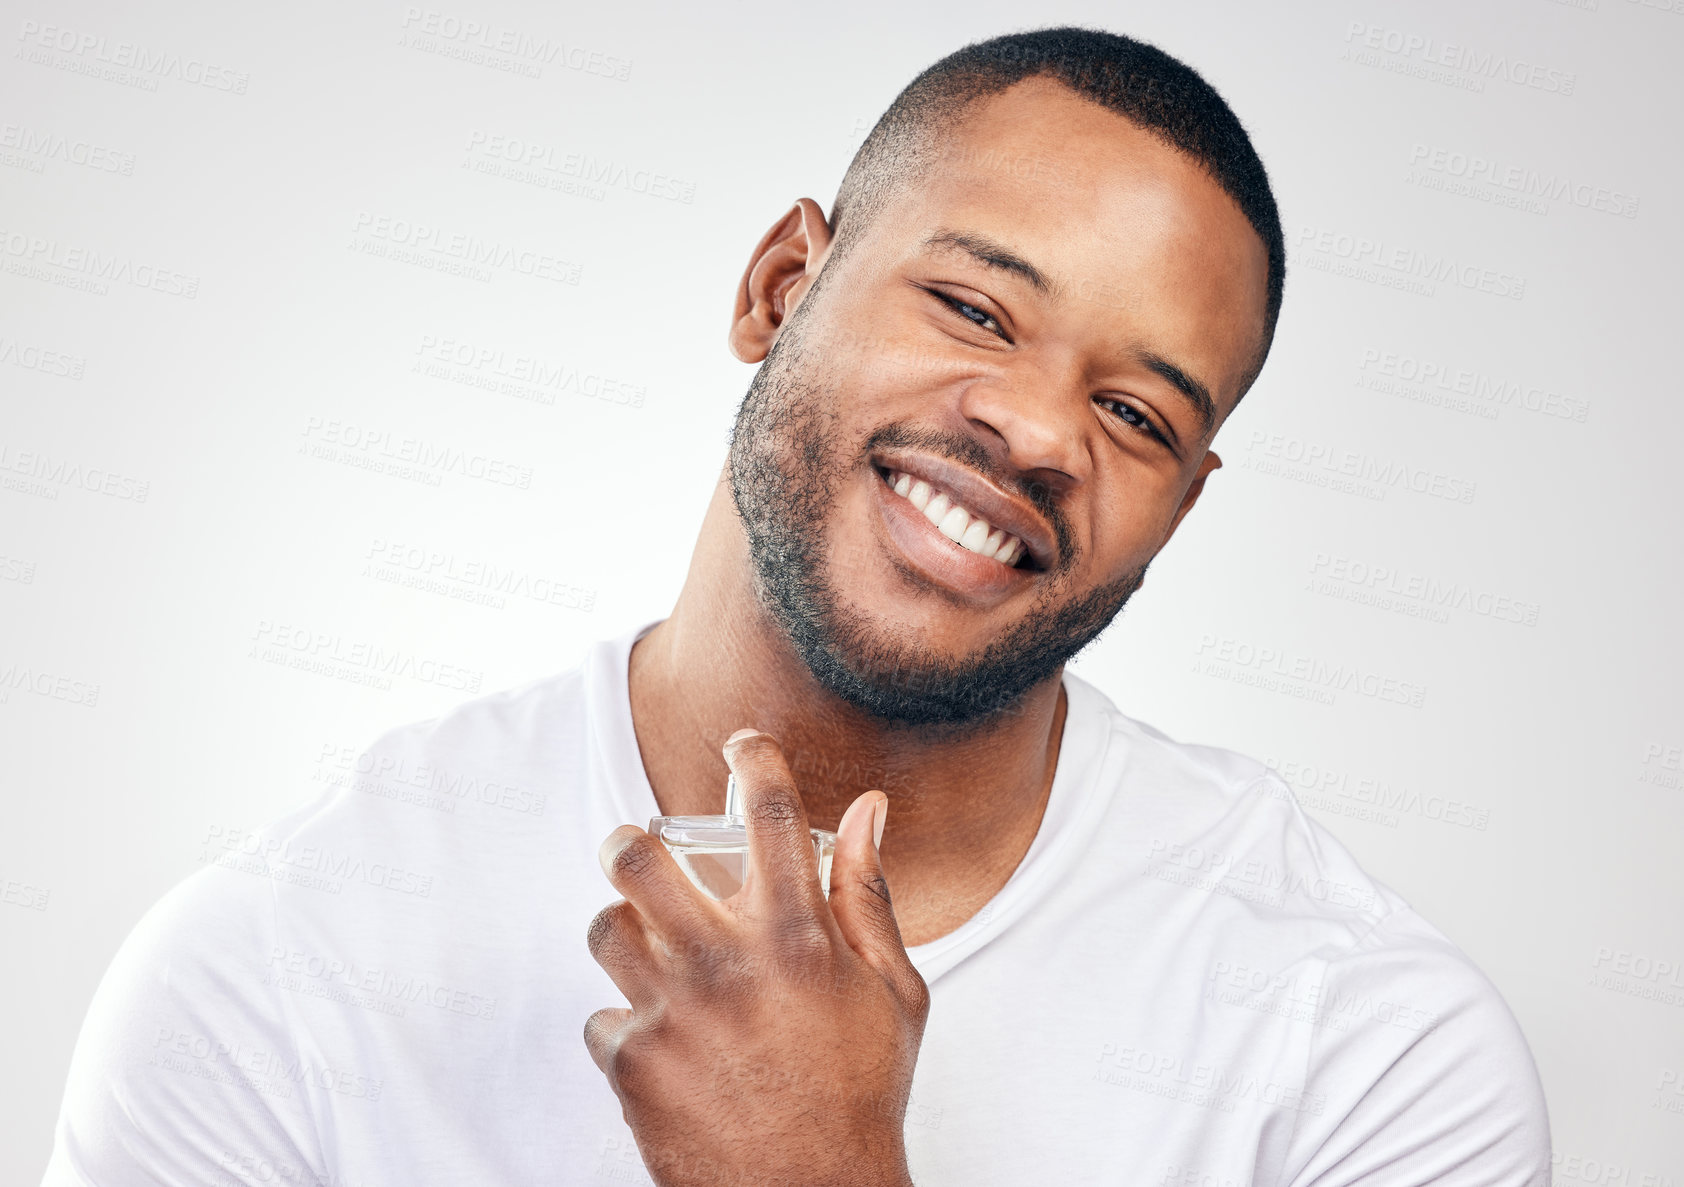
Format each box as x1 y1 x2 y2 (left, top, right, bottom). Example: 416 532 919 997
872 472 1033 601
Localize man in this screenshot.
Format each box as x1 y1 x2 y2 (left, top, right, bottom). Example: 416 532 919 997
44 27 1549 1187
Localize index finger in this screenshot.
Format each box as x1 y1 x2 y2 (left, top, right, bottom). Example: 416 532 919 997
598 824 721 949
723 730 824 908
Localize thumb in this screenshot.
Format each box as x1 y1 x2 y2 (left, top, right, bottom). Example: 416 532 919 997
830 791 923 1003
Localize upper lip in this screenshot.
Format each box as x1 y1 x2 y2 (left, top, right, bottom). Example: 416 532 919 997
871 449 1057 570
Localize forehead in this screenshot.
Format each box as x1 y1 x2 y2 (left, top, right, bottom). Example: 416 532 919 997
866 76 1270 403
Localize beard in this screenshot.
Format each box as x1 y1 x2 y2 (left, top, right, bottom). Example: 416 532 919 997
727 293 1148 733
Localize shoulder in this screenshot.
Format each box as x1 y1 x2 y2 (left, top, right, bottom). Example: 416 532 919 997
354 662 591 780
1066 673 1404 936
303 659 598 833
1063 678 1550 1182
1067 671 1281 796
45 660 600 1186
45 857 313 1185
1278 907 1551 1185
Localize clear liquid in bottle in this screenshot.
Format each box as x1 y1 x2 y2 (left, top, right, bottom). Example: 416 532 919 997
650 777 836 900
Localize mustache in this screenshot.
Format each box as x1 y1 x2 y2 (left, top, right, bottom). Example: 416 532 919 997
860 422 1076 570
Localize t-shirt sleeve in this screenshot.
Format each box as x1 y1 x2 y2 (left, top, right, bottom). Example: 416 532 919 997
41 861 326 1187
1279 909 1551 1187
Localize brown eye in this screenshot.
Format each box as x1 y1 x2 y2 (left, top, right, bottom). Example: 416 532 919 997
929 289 1007 340
1097 397 1168 446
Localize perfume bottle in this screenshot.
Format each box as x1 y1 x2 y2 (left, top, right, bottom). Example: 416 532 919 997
650 775 837 900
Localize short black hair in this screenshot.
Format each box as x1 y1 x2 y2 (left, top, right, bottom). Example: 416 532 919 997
830 26 1286 399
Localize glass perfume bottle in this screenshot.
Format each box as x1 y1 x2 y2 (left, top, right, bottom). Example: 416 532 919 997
650 775 837 900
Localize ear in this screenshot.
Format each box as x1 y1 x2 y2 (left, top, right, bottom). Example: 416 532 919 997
728 198 835 364
1160 449 1223 550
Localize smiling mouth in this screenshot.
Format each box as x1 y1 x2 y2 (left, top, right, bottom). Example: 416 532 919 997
874 465 1040 571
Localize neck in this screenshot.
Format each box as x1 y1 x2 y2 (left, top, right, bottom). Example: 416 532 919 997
627 475 1069 944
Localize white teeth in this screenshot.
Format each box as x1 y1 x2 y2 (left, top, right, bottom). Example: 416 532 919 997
936 505 970 542
883 468 1030 568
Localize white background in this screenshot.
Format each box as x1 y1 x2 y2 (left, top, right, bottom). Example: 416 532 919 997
2 0 1680 1181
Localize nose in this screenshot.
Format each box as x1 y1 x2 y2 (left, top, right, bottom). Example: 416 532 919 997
953 357 1093 492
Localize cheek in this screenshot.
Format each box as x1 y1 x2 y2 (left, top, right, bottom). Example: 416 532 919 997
821 311 976 404
1084 463 1187 563
822 475 888 578
849 357 944 414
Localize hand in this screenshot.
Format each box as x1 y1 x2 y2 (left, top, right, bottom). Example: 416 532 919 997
584 729 930 1187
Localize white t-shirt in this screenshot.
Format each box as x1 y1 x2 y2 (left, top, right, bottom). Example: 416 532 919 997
43 621 1550 1187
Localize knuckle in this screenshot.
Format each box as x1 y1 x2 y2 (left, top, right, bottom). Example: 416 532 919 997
585 900 640 964
584 1005 623 1045
747 784 803 827
584 1007 629 1077
858 870 894 909
607 1033 645 1096
607 1012 669 1099
904 972 932 1020
607 833 661 884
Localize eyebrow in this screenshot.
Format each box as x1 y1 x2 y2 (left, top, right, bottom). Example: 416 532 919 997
1136 350 1217 444
922 229 1055 295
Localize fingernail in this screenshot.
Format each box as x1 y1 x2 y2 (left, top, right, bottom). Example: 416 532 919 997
724 728 760 747
871 795 887 850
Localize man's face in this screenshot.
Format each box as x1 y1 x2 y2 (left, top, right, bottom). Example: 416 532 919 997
729 77 1270 730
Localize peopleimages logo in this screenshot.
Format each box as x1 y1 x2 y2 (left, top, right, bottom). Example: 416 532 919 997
1263 756 1492 831
0 443 150 502
1094 1041 1326 1116
0 229 200 298
0 553 36 585
1589 947 1684 1008
14 20 251 93
1638 742 1681 791
0 660 101 707
463 131 695 204
264 946 499 1021
1408 144 1638 219
300 416 534 491
1309 552 1542 627
1297 226 1525 301
414 334 646 410
0 123 136 175
1356 347 1590 423
1 877 51 910
1341 22 1577 95
1205 959 1440 1034
314 740 549 817
397 7 631 81
350 213 582 286
249 619 485 694
150 1027 382 1102
0 336 85 380
1243 430 1478 505
1195 634 1427 709
201 825 435 899
1550 1149 1679 1187
364 537 595 613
